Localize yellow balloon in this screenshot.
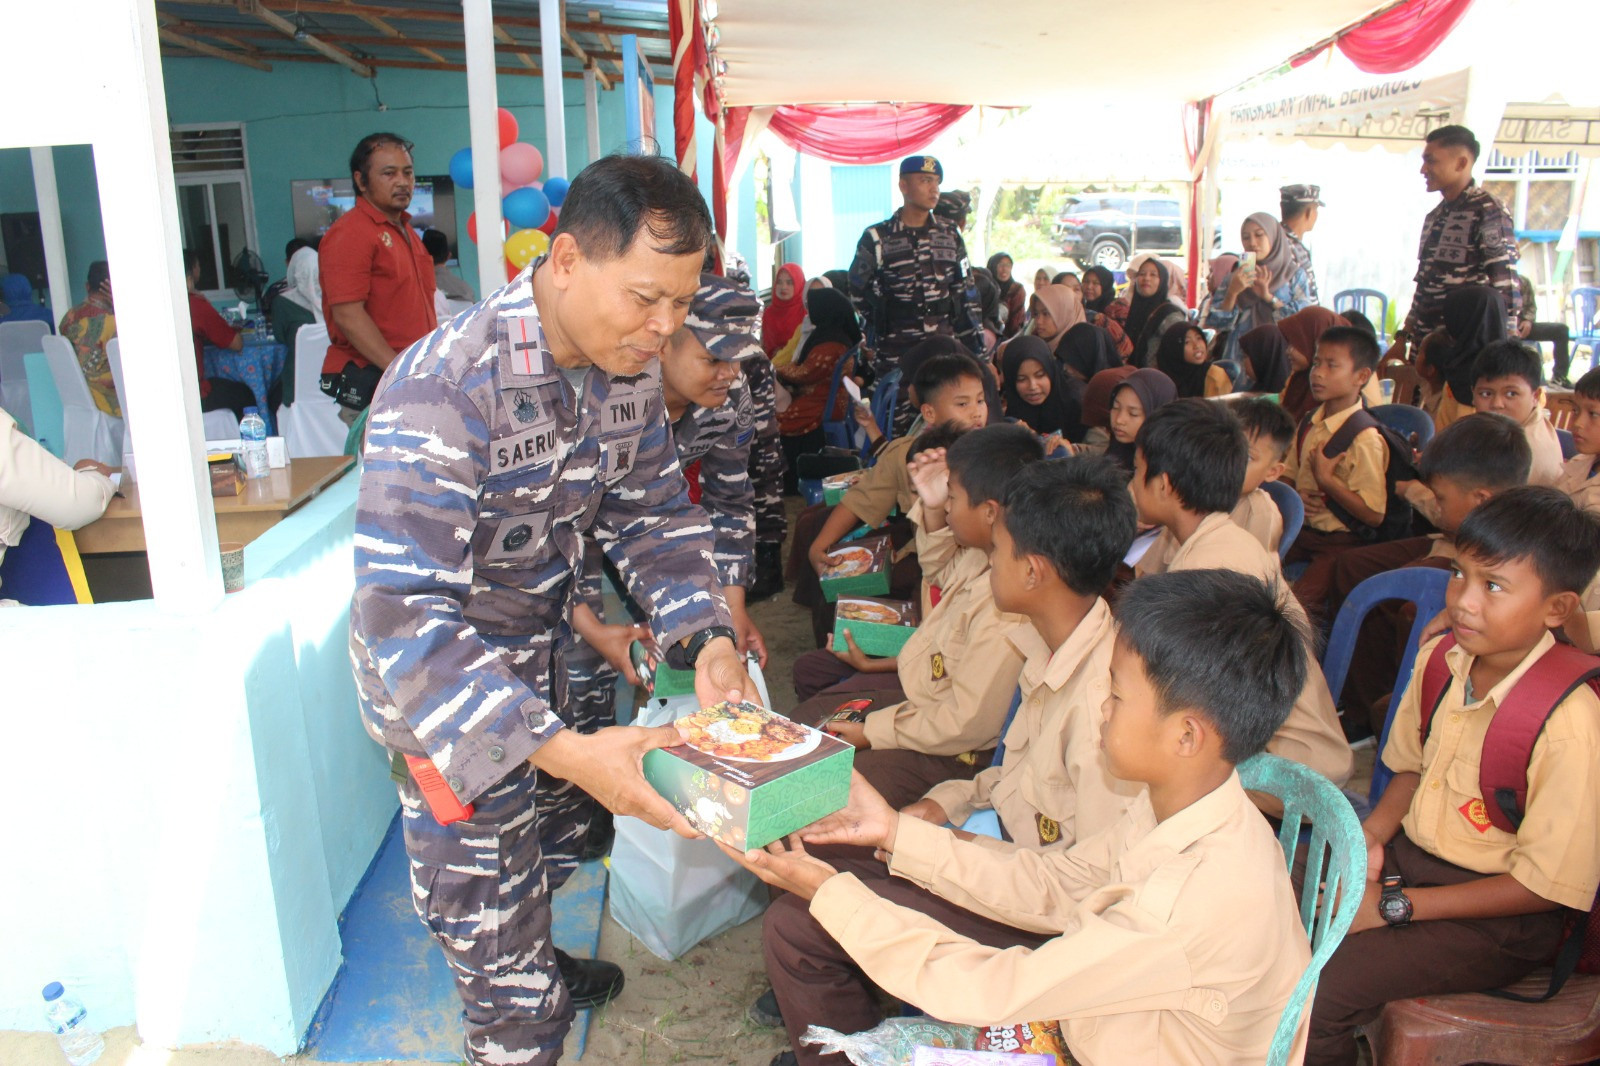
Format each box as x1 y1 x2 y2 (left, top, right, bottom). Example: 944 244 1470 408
504 227 550 269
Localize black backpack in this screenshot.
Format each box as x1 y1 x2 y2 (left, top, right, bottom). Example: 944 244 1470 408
1295 406 1419 543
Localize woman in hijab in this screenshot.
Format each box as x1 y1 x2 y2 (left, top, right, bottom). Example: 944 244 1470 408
1117 258 1186 369
987 252 1027 339
1079 265 1132 360
1103 368 1178 474
1275 306 1361 420
1076 365 1137 456
1009 283 1085 357
1237 323 1292 394
1033 267 1053 294
776 286 863 479
1155 320 1231 399
1001 335 1083 443
1057 320 1121 384
761 262 807 357
1434 284 1510 428
266 245 324 408
1204 213 1311 362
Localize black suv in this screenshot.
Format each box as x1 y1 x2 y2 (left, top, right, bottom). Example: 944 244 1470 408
1053 194 1208 271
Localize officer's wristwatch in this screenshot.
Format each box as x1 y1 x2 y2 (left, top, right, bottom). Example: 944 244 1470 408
1378 874 1413 927
680 625 737 669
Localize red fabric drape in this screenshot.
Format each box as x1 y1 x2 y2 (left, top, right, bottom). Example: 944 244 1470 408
669 0 698 179
763 104 972 166
1288 0 1476 73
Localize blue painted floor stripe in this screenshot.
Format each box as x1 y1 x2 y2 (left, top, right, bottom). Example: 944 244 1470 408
306 813 607 1062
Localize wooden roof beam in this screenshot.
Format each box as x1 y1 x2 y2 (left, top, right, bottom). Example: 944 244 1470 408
588 10 626 82
560 2 610 90
495 24 539 71
158 26 274 71
265 50 594 79
349 7 447 65
163 0 668 38
233 0 373 76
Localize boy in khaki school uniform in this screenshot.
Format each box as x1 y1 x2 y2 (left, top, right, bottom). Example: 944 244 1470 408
799 424 1042 809
906 457 1146 847
1307 487 1600 1066
1282 325 1389 616
735 569 1313 1066
1553 370 1600 652
1132 400 1352 788
1229 396 1296 554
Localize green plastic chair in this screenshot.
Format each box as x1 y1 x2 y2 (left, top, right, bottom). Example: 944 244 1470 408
342 407 368 458
1238 753 1368 1066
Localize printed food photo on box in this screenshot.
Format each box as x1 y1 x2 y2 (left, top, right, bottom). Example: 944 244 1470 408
832 595 920 657
642 701 853 850
819 532 891 602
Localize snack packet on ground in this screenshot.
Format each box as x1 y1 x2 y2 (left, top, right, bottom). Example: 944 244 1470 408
800 1018 976 1066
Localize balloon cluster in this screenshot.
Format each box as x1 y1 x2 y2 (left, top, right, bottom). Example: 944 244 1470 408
449 108 572 282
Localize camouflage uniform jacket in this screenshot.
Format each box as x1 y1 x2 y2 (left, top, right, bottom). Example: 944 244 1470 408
1403 181 1521 338
670 376 757 587
349 266 731 804
1284 230 1320 305
848 209 982 357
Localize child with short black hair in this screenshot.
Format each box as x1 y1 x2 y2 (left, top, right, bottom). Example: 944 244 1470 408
1470 338 1562 486
796 423 1044 809
1328 413 1532 736
1229 396 1296 553
741 568 1313 1066
1282 324 1389 616
1309 486 1600 1066
1554 368 1600 652
1133 399 1352 787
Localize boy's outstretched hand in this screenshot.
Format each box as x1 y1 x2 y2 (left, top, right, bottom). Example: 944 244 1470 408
718 834 838 901
798 771 899 855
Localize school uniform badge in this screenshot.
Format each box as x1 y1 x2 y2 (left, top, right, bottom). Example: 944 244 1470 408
1037 814 1061 844
930 652 945 681
1459 797 1492 833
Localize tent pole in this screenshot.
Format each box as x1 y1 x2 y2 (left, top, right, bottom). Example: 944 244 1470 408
28 148 71 320
462 0 505 287
584 67 601 164
539 0 568 178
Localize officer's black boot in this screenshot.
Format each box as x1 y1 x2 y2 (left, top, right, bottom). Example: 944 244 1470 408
580 809 614 862
554 947 625 1010
747 543 785 603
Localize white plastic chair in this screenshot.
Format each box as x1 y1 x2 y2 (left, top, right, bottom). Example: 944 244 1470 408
0 320 50 435
275 323 348 458
106 339 237 460
40 334 121 465
443 297 475 319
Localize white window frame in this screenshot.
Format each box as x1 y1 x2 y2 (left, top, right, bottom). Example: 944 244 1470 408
171 122 260 304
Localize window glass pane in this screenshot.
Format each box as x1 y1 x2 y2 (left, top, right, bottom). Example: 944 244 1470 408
1105 198 1135 214
1140 200 1180 218
177 185 218 290
212 181 250 292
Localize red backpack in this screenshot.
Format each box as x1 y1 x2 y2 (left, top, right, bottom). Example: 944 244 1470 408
1418 634 1600 998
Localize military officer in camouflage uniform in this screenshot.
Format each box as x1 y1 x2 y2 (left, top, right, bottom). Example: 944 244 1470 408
349 155 757 1066
849 155 982 431
742 339 788 600
563 276 771 777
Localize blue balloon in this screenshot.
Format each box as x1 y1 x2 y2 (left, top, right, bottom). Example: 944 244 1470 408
543 176 571 208
449 147 475 190
503 185 551 230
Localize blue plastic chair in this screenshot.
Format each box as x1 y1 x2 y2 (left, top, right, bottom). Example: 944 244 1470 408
1559 427 1577 461
866 368 902 460
1318 567 1450 802
1215 358 1242 389
819 345 861 452
1571 287 1600 372
1261 479 1304 561
1369 402 1434 451
1333 289 1391 344
1238 753 1368 1066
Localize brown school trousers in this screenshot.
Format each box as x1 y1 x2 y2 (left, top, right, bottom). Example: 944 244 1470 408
763 845 1050 1066
1298 831 1564 1066
791 648 908 702
1287 526 1369 624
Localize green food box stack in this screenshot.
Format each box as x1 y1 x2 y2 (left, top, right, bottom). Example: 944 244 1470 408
819 533 892 602
822 470 864 506
631 641 697 699
832 596 920 658
643 702 855 850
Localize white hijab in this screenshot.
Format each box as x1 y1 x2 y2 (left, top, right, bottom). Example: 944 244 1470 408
281 246 323 321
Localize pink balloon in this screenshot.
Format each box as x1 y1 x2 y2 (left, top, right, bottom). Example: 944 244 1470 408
499 142 544 189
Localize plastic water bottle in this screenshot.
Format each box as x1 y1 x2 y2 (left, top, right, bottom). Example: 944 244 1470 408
240 406 270 480
41 983 104 1065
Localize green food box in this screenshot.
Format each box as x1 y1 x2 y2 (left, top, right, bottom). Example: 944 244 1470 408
643 702 854 850
832 596 920 658
631 641 697 699
819 533 892 602
822 470 864 506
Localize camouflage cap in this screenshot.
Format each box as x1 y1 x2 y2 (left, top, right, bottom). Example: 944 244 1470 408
899 155 943 180
1280 183 1324 206
682 273 762 361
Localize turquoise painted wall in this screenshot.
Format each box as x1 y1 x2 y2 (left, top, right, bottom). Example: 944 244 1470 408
0 144 106 310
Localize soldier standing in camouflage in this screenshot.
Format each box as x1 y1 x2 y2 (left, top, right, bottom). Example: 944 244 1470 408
1279 183 1322 306
1399 124 1522 356
848 155 982 427
348 155 757 1066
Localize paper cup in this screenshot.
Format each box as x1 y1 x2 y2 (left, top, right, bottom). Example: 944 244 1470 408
266 436 288 468
219 541 246 593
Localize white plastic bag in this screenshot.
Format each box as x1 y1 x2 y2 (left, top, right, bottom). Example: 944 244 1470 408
607 659 774 960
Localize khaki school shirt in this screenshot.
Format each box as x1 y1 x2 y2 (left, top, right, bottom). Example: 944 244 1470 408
841 433 919 529
1382 633 1600 911
1136 512 1353 786
923 601 1142 845
809 773 1310 1066
1230 487 1283 555
1282 401 1388 534
1557 455 1600 649
861 505 1029 754
1522 405 1564 488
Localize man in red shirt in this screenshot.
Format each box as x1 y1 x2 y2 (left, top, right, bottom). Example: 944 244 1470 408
318 132 437 422
184 248 256 422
